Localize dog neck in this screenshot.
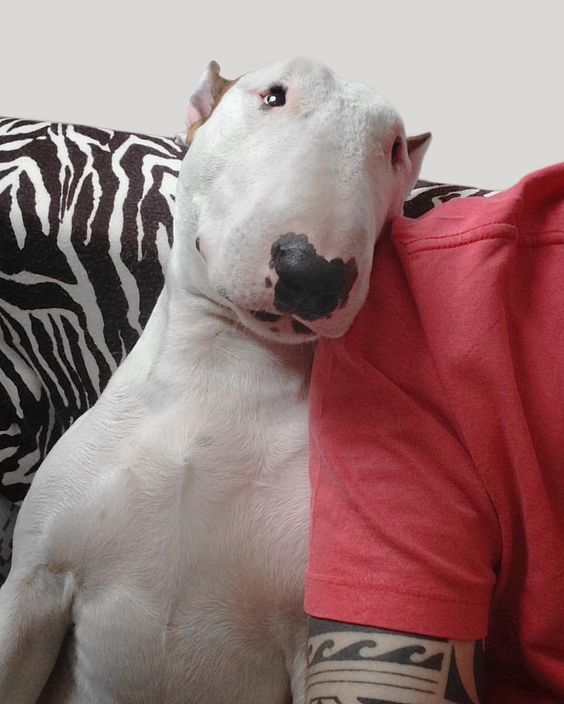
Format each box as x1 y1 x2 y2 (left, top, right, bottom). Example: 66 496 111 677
110 236 313 409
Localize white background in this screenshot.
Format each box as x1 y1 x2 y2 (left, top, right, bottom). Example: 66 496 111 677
3 1 562 190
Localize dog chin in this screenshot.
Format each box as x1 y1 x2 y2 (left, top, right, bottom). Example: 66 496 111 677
233 308 316 344
303 316 355 340
235 306 359 345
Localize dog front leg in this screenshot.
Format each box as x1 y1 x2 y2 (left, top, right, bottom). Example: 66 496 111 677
0 566 75 703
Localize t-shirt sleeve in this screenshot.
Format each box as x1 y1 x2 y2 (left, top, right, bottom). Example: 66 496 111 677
304 235 500 641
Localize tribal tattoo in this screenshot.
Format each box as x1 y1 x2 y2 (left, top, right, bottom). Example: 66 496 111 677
306 618 483 704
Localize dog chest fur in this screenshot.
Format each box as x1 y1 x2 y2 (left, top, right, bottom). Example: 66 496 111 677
13 289 312 702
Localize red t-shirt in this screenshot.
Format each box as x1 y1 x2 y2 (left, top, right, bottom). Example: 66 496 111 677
305 164 564 703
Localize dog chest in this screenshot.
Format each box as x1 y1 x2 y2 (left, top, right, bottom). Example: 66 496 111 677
59 440 308 702
32 370 310 701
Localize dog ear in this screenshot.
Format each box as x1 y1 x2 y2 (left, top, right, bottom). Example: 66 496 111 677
175 61 235 146
405 132 432 192
387 131 432 216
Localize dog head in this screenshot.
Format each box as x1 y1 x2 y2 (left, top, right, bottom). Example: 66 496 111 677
173 57 430 343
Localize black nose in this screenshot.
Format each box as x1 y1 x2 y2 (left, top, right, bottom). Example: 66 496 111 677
270 233 358 321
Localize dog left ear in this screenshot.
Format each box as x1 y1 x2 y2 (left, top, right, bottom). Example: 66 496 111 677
388 131 432 217
405 132 432 193
175 61 235 145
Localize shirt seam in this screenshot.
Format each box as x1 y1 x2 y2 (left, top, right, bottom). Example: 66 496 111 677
407 234 564 255
398 222 564 255
399 219 514 243
405 233 515 254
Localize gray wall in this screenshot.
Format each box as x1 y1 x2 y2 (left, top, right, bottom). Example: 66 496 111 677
3 1 562 189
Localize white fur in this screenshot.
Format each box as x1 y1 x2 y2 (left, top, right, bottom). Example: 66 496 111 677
0 57 428 703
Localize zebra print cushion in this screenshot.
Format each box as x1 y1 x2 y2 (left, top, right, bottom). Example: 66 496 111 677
0 118 186 502
0 116 492 583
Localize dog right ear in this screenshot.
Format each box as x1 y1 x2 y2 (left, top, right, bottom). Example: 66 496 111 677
175 61 234 146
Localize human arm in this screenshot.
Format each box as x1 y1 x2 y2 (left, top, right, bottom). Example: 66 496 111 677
306 616 483 704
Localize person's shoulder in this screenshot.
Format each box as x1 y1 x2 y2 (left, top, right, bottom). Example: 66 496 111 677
393 163 564 252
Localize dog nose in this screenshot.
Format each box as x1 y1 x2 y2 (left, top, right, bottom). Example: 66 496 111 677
270 233 358 321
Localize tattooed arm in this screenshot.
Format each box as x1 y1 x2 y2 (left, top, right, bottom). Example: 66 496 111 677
306 617 483 704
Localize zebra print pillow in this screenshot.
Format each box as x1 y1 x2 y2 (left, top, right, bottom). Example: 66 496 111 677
0 116 492 582
0 118 186 503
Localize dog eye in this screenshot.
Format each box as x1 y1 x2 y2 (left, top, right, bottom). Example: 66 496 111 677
262 86 287 108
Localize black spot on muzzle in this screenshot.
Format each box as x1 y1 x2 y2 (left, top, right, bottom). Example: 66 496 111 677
252 310 282 322
270 233 358 321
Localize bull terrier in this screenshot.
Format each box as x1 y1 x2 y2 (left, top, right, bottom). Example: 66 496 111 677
0 57 430 703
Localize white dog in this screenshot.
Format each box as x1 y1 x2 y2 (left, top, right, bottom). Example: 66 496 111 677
0 58 429 703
